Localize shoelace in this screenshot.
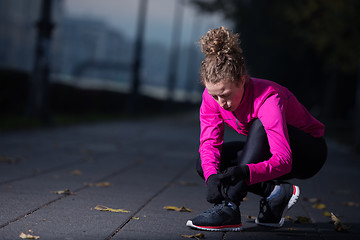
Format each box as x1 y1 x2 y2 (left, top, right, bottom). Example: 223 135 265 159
201 202 229 217
220 180 233 203
259 198 269 216
204 203 225 213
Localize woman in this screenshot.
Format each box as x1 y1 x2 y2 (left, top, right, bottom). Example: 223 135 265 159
186 26 327 232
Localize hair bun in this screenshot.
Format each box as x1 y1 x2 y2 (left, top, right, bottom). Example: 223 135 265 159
200 26 242 57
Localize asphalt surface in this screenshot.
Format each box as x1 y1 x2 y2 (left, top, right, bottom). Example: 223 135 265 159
0 111 359 240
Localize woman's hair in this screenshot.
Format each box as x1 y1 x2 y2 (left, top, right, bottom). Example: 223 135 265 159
199 26 246 85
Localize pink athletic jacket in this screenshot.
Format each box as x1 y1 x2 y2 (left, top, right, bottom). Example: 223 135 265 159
199 77 325 185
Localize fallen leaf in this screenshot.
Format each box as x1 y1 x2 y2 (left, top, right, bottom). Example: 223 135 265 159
179 181 199 186
330 212 351 232
303 197 320 203
0 155 22 164
94 205 130 213
19 232 40 239
295 216 311 224
242 197 248 201
51 189 75 195
181 233 205 239
246 215 256 220
284 215 295 221
86 181 112 187
342 201 359 207
163 206 192 212
286 228 297 231
323 211 331 217
131 216 140 220
71 170 82 175
95 181 112 187
312 203 326 210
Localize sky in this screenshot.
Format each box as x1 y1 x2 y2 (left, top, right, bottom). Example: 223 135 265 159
64 0 232 49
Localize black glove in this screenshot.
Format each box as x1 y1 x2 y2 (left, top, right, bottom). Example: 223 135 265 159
218 165 250 184
206 174 224 204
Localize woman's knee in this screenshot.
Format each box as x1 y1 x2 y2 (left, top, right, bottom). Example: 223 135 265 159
249 119 267 137
239 119 271 164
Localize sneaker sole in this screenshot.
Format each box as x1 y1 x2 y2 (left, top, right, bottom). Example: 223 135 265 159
186 220 243 232
255 185 300 228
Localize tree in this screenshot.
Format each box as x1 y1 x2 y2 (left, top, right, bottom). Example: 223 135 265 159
192 0 360 119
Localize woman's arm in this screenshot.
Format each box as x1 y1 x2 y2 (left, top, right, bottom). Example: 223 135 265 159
247 93 292 185
199 91 225 182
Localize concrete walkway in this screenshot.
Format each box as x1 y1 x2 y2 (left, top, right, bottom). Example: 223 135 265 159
0 111 359 239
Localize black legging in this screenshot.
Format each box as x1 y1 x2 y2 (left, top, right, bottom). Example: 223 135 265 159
196 119 328 205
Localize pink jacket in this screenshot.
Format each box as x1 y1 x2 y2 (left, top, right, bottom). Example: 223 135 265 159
199 77 325 185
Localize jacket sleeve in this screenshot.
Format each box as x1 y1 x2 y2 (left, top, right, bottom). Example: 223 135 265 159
199 91 224 182
247 94 292 185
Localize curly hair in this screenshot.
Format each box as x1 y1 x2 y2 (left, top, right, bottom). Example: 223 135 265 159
199 26 246 85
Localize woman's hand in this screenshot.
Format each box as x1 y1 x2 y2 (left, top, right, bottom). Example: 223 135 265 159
206 174 224 203
218 165 250 184
206 166 249 203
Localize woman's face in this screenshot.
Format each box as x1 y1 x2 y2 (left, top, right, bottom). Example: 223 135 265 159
205 79 245 112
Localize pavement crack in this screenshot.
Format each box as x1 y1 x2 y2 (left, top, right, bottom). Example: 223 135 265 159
0 161 138 230
0 195 67 229
104 160 194 240
300 198 326 240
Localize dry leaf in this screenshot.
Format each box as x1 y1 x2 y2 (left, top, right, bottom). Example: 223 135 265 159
303 197 320 203
95 181 112 187
94 205 130 213
71 170 82 175
19 232 40 239
86 181 112 187
295 216 311 224
342 201 359 207
246 215 257 220
0 155 22 164
51 189 75 195
131 216 140 220
323 211 331 217
163 206 192 212
284 215 295 221
179 181 199 186
330 212 351 232
312 203 326 210
181 233 205 239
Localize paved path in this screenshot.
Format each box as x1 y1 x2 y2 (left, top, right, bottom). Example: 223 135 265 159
0 111 359 239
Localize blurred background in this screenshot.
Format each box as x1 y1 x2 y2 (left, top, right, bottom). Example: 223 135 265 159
0 0 359 153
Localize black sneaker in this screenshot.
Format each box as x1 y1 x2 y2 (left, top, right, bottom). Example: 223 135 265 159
255 183 300 227
186 202 242 232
